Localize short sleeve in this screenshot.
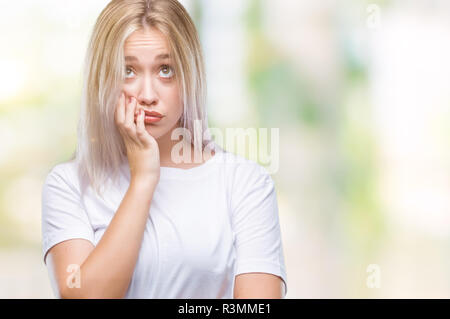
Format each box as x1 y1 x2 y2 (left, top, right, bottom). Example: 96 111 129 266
41 165 95 265
231 164 288 297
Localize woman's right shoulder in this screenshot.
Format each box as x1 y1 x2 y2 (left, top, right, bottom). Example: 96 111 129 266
43 159 80 189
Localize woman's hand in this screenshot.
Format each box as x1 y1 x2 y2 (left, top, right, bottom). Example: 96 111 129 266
114 91 160 187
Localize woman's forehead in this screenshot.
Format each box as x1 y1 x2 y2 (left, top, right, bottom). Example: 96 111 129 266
124 28 169 56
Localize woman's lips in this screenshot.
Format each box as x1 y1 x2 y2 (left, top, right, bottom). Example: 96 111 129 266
134 110 164 124
144 115 162 124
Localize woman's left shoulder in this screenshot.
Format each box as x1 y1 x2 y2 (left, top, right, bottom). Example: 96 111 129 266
219 150 275 189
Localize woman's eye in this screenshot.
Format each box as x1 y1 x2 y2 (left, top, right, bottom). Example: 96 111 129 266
125 65 173 79
160 65 174 78
125 67 135 78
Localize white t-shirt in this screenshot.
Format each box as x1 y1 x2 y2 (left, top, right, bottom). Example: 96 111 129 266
41 147 288 298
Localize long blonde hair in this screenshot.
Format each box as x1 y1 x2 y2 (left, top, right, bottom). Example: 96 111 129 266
73 0 212 198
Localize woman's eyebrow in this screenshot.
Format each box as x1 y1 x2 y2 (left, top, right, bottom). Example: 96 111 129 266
155 53 170 60
125 53 170 62
125 56 138 62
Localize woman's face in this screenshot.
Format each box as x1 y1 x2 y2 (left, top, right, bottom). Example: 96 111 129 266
122 27 182 140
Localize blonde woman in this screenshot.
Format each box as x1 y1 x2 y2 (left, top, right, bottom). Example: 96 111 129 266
41 0 287 299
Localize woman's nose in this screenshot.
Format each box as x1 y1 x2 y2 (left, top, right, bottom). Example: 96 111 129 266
137 76 157 107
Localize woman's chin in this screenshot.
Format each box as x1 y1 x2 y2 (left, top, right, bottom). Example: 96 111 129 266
144 126 165 140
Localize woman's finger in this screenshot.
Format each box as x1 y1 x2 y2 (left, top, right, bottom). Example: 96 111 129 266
136 107 153 148
124 95 140 144
115 92 132 144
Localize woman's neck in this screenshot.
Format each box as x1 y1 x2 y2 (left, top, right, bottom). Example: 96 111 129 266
156 127 210 168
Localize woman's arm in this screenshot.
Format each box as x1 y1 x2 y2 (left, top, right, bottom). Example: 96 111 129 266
45 180 156 299
230 159 288 299
234 273 285 299
45 90 160 298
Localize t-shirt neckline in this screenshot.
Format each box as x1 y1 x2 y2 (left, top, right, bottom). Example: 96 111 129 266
159 147 223 180
120 145 224 181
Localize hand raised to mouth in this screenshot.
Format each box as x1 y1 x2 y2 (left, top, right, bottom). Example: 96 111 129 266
115 91 161 186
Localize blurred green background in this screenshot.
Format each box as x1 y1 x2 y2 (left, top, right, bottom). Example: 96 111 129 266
1 0 450 298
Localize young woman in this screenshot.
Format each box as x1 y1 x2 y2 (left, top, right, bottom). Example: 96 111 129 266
41 0 287 299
